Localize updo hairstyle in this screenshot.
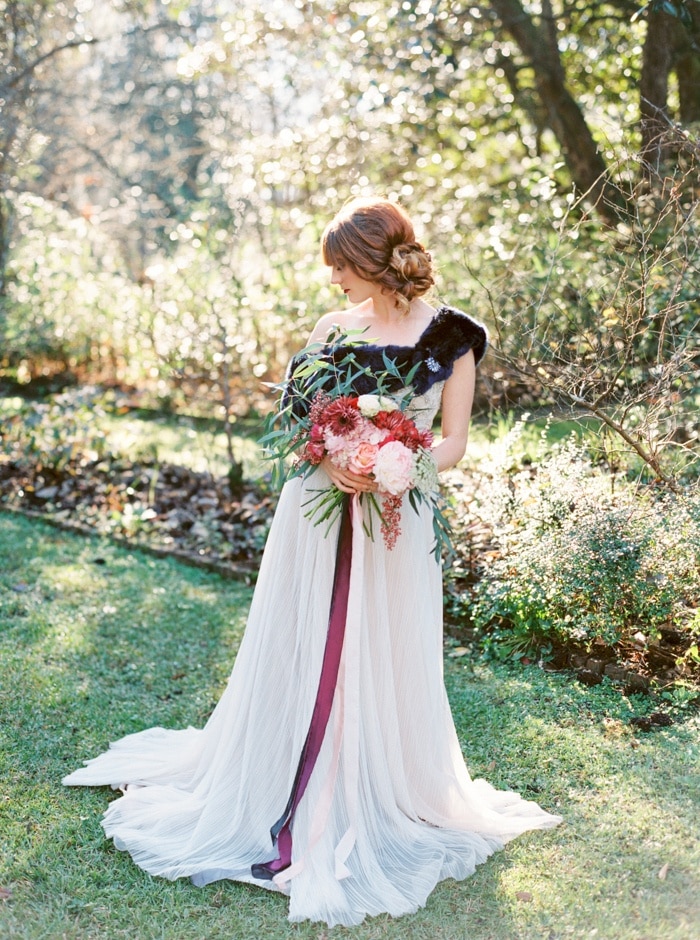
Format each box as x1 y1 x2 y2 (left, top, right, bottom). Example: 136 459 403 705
321 197 435 314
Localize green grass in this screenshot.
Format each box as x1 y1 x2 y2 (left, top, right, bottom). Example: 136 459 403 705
97 408 265 479
0 512 698 939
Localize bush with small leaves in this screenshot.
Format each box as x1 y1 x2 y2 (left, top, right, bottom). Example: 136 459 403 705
461 422 700 659
0 386 109 470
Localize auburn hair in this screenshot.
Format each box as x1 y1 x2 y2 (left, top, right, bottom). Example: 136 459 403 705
321 197 435 314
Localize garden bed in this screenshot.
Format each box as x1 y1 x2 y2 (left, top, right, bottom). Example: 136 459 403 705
1 447 698 702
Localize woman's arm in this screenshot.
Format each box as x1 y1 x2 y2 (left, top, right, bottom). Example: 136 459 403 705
431 349 476 473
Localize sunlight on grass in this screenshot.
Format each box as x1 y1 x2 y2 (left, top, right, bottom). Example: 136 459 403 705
1 513 698 940
99 411 266 478
0 395 268 479
40 562 100 592
465 410 600 466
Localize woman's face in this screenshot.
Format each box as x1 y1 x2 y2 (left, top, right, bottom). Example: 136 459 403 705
329 261 377 305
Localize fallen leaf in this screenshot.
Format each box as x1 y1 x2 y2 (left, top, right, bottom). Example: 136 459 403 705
516 891 533 903
658 863 669 880
35 485 59 500
487 760 497 772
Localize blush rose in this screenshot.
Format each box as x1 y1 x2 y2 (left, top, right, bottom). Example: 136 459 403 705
347 440 379 475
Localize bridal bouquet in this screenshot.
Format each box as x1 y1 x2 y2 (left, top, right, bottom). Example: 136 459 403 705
262 332 451 556
297 390 439 549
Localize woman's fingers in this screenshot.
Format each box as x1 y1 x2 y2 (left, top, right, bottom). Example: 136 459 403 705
349 474 377 493
321 458 377 494
332 472 375 494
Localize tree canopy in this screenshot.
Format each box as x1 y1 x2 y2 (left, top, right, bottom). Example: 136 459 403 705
1 0 698 469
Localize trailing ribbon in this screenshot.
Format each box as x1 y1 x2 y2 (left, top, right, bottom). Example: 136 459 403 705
251 494 354 881
333 493 364 878
272 493 365 887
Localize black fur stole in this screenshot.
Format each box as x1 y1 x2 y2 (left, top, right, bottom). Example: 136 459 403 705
284 305 488 415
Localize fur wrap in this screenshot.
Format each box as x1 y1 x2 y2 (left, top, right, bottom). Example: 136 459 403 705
283 305 488 416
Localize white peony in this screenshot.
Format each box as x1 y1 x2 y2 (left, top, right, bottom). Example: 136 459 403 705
357 394 399 417
373 441 414 495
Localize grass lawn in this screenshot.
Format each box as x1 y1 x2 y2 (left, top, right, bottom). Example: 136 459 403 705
95 409 266 480
0 512 697 940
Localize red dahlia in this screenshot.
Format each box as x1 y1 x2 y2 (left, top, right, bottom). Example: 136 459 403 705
321 396 361 436
374 411 433 451
374 411 407 433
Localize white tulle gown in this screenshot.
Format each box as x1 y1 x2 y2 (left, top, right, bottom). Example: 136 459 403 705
64 312 561 927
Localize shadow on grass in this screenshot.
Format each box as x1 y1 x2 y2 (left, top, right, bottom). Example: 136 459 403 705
0 513 524 940
2 512 697 939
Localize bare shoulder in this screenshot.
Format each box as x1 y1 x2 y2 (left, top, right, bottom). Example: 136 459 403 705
408 299 439 337
307 309 358 344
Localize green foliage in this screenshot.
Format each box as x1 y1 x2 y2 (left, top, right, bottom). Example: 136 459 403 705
1 195 152 384
0 194 329 412
469 140 700 485
464 423 700 657
0 386 109 470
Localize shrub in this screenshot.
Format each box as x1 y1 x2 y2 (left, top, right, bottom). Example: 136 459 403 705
0 386 109 470
460 422 700 658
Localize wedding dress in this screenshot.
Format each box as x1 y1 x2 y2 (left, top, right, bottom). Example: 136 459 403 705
63 307 561 927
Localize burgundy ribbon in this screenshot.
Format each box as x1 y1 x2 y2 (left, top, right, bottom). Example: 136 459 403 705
251 494 353 881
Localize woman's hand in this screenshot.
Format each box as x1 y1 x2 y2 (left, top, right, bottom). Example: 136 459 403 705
320 457 378 495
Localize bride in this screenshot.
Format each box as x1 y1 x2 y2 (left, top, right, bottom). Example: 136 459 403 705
64 196 561 927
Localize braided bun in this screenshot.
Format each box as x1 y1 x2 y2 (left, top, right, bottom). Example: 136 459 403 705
387 243 434 311
322 198 435 314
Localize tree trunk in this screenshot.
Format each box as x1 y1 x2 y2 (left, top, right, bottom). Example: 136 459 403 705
639 11 677 174
639 6 700 177
676 50 700 123
0 198 9 297
675 3 700 125
489 0 627 223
